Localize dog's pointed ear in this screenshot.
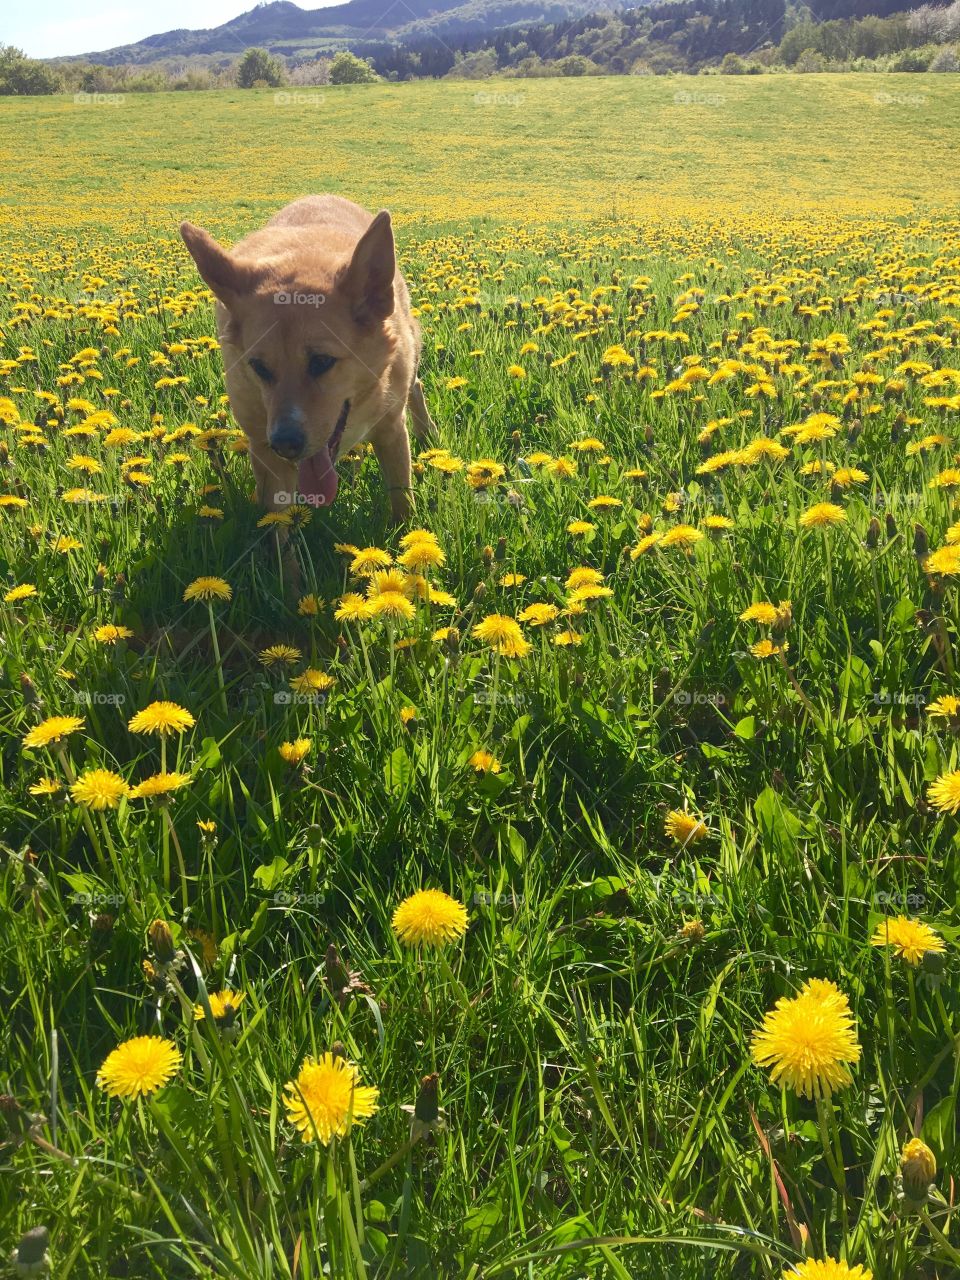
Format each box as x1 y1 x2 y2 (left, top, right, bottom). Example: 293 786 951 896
341 211 395 323
180 221 253 307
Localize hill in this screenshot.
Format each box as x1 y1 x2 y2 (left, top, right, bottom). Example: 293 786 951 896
60 0 618 64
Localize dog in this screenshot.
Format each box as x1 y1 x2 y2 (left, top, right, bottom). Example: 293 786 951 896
180 195 435 523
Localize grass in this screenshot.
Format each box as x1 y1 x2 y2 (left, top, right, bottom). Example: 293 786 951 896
0 75 959 1278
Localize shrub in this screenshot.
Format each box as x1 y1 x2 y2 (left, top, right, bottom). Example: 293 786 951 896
795 48 827 72
929 46 960 71
236 48 284 89
329 51 379 84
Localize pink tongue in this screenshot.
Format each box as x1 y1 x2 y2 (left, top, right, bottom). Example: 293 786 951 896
297 447 339 508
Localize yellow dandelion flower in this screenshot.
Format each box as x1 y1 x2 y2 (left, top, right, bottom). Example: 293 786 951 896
469 750 502 774
183 576 231 603
97 1035 182 1099
70 768 129 809
128 701 195 737
23 715 85 749
664 810 708 844
93 624 134 644
284 1053 379 1145
392 889 468 947
279 738 312 765
799 503 847 530
928 769 960 813
129 771 192 800
751 978 861 1099
473 614 531 658
871 916 946 966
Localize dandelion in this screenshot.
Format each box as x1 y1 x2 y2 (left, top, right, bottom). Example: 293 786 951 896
664 810 708 844
369 591 416 622
128 702 195 737
29 778 62 796
392 889 469 947
290 669 336 695
870 916 946 966
567 520 595 535
183 576 231 602
97 1035 182 1099
469 750 502 773
901 1138 936 1202
399 540 445 571
925 545 960 577
194 990 246 1026
335 593 372 622
298 593 322 616
70 769 129 809
799 503 847 530
473 614 531 658
4 584 38 604
129 771 191 800
284 1052 379 1145
350 547 393 577
554 629 583 646
518 603 560 626
927 694 960 720
740 603 780 625
260 644 302 667
783 1263 871 1280
928 769 960 814
279 738 312 765
751 639 788 660
23 715 84 749
466 459 505 490
93 624 133 644
751 978 861 1099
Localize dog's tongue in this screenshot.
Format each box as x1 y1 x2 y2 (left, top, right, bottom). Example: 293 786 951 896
297 447 339 508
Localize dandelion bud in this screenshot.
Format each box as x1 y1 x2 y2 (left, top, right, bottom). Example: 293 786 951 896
865 517 881 550
112 574 126 604
901 1138 936 1204
93 562 107 594
913 523 928 561
412 462 425 477
325 943 349 995
92 912 115 935
679 919 705 943
11 1225 50 1276
511 430 522 448
922 948 946 981
772 601 792 633
414 1072 440 1124
891 412 906 442
482 545 494 569
473 582 486 602
19 673 39 707
643 425 655 452
330 1041 347 1061
494 537 507 563
0 441 10 466
885 511 897 540
147 918 176 966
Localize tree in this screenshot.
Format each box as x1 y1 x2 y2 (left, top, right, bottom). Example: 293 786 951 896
329 51 380 84
0 45 61 95
236 47 284 88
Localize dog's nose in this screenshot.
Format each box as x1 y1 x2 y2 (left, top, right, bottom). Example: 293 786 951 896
269 418 306 461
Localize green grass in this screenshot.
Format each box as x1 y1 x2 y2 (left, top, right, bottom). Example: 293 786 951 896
1 77 960 1279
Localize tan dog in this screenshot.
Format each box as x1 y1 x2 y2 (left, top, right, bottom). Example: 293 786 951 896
180 195 434 522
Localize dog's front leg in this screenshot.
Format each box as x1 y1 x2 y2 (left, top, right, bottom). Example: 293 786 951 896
249 443 298 513
370 419 414 524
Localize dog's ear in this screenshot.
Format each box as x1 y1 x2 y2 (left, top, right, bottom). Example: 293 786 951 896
180 221 256 307
341 211 395 323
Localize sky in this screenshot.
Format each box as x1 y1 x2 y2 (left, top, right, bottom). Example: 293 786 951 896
6 0 320 59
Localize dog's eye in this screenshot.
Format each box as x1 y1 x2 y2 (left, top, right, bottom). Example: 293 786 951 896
249 358 275 383
308 353 337 378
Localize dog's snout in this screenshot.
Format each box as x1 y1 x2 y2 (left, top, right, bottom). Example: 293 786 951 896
269 417 306 461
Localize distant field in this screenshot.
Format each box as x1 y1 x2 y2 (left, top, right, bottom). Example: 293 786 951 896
1 75 959 236
2 76 960 1280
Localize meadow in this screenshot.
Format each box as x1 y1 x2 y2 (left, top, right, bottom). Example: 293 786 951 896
1 75 960 1279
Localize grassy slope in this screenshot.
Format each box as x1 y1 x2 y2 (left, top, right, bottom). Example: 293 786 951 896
1 76 958 234
0 76 959 1279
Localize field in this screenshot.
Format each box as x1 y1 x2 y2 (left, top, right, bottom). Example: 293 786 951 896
1 75 960 1279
